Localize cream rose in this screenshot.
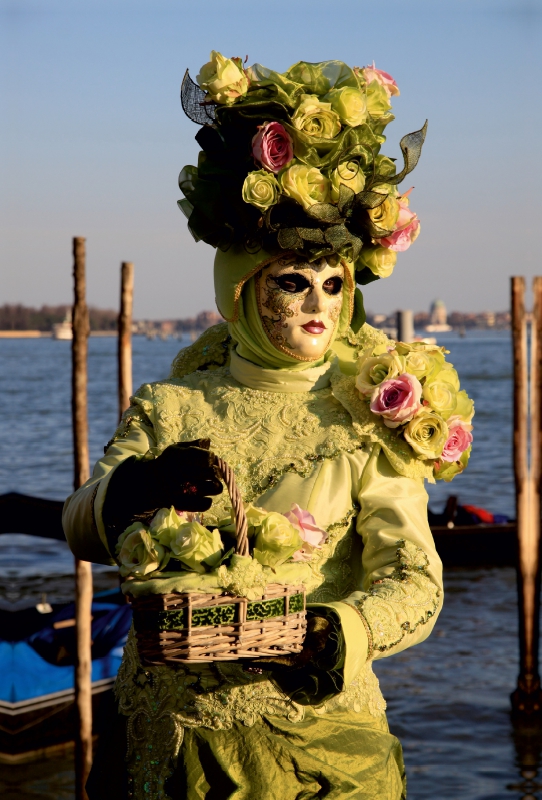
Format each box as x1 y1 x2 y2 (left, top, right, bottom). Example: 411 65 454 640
116 523 168 579
324 86 367 127
253 512 302 568
330 160 365 203
292 95 341 139
356 245 397 278
280 163 330 210
355 347 406 396
242 169 281 211
166 521 224 574
404 410 449 460
196 51 248 105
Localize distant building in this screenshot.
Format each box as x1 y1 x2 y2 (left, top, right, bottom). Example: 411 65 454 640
429 299 448 326
426 299 452 333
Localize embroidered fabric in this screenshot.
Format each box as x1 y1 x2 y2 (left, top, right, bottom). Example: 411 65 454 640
354 540 442 654
127 371 363 527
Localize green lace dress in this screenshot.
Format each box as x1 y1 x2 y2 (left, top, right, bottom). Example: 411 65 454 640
63 324 443 800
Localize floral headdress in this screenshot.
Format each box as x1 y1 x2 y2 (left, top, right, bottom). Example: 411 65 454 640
179 53 426 293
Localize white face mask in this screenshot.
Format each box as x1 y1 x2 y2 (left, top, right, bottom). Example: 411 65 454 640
256 254 345 361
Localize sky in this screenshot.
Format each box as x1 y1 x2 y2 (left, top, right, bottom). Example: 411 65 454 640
2 0 541 319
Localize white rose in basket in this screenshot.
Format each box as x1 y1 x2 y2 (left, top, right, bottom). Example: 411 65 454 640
151 508 224 574
116 522 169 579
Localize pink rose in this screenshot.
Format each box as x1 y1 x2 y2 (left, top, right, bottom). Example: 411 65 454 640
283 504 327 562
440 416 473 462
252 121 294 174
362 63 400 98
370 373 423 428
380 195 420 252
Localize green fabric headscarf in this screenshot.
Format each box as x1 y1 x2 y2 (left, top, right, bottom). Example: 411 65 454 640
214 245 356 371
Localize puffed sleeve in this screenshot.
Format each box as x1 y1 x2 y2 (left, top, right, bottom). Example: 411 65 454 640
62 388 156 565
310 443 443 682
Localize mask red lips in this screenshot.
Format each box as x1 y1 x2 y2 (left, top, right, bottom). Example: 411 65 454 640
301 320 327 335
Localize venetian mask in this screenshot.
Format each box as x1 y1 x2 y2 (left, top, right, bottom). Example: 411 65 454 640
256 254 344 361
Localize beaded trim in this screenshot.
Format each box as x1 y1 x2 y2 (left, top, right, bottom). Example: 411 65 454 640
344 601 375 662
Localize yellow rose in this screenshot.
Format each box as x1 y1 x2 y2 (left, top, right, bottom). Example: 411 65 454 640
244 504 270 537
166 521 224 574
253 512 302 568
355 347 405 396
422 368 460 418
116 523 168 579
330 160 365 203
196 51 248 105
356 244 397 278
368 195 400 235
404 410 449 460
292 94 341 139
324 87 368 127
242 169 281 211
280 163 330 210
455 389 475 423
365 80 392 117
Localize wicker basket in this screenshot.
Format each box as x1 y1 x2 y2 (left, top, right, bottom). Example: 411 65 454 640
129 457 307 665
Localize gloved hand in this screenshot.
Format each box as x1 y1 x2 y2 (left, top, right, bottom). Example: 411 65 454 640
102 439 223 545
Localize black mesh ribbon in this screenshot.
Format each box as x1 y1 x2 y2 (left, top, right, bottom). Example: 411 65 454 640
369 120 428 188
181 70 216 125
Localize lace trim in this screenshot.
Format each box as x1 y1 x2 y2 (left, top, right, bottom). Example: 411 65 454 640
355 539 442 654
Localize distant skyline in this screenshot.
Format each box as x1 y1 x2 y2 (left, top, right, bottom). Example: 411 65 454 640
2 0 541 318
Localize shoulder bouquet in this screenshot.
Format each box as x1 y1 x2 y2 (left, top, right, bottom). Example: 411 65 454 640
179 51 425 286
116 502 327 592
355 341 474 481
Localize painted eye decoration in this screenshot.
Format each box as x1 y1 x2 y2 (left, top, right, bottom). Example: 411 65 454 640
322 276 343 295
272 273 311 293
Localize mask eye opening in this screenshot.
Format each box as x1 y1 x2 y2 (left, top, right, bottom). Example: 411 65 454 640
271 273 312 294
322 276 344 295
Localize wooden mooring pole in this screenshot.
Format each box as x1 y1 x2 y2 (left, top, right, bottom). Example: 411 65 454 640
118 261 134 420
72 237 93 797
511 276 542 714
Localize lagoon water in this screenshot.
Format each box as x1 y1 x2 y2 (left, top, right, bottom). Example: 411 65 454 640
2 331 535 800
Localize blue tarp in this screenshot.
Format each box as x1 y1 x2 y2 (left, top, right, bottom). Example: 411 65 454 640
0 641 124 703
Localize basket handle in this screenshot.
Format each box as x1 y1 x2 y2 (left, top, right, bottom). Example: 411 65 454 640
215 457 249 557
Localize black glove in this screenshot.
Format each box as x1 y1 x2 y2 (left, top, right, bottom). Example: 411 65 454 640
102 439 223 547
246 615 335 672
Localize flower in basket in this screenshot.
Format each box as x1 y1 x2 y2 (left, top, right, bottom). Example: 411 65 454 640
252 511 303 568
151 507 224 574
283 504 328 562
116 522 169 579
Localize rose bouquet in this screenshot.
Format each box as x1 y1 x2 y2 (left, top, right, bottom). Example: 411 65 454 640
355 341 474 481
179 52 425 303
116 502 327 586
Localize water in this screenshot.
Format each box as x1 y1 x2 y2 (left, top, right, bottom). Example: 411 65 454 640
1 331 532 800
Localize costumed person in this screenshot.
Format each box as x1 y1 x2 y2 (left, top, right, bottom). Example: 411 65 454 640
63 53 474 800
